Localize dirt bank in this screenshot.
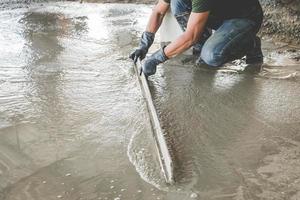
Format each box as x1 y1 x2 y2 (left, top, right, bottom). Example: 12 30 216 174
260 0 300 44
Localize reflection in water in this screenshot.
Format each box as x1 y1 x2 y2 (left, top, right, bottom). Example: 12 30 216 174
20 12 66 135
87 13 108 40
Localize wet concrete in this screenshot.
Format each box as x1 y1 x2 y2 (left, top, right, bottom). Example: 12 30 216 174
0 2 300 200
148 41 300 199
0 2 182 200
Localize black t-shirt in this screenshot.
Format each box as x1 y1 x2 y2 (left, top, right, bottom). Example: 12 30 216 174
163 0 261 20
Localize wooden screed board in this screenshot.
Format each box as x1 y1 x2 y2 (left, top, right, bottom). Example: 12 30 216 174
133 61 174 184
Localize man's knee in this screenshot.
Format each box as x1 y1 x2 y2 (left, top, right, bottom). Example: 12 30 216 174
170 0 181 16
200 45 226 67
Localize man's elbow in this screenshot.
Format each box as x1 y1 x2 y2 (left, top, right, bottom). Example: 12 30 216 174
153 1 169 16
152 8 165 21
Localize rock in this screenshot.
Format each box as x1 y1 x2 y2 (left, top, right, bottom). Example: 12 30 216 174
190 192 198 199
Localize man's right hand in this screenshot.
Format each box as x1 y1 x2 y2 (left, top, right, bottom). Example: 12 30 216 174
129 32 155 64
129 48 148 64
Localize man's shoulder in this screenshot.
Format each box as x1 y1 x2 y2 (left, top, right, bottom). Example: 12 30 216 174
191 0 211 13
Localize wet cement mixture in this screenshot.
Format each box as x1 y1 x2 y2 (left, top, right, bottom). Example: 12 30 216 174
0 1 300 200
149 42 300 199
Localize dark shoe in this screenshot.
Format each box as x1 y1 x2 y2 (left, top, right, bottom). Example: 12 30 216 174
195 56 206 65
246 36 263 64
244 63 263 73
193 43 203 56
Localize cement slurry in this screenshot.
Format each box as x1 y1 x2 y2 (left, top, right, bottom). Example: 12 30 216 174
0 2 300 200
0 2 183 200
149 44 300 199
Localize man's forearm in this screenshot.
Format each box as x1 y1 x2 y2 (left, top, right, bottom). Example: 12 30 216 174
140 12 209 77
145 1 169 33
146 10 166 33
164 32 199 58
164 12 209 58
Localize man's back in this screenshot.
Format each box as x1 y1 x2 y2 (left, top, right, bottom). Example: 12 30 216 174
205 0 261 20
163 0 262 21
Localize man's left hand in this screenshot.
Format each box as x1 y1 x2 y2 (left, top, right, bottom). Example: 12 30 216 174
142 48 168 77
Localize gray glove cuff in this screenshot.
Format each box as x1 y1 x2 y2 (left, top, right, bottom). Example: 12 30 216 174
139 31 155 50
150 46 169 65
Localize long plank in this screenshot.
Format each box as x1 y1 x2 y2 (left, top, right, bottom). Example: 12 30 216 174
133 61 174 184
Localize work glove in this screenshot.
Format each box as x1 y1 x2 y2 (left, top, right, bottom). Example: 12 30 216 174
129 32 155 64
142 47 168 77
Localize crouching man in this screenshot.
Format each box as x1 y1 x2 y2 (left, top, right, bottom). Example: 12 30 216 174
130 0 264 76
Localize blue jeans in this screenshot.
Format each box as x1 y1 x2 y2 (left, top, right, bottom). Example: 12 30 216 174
170 0 263 67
